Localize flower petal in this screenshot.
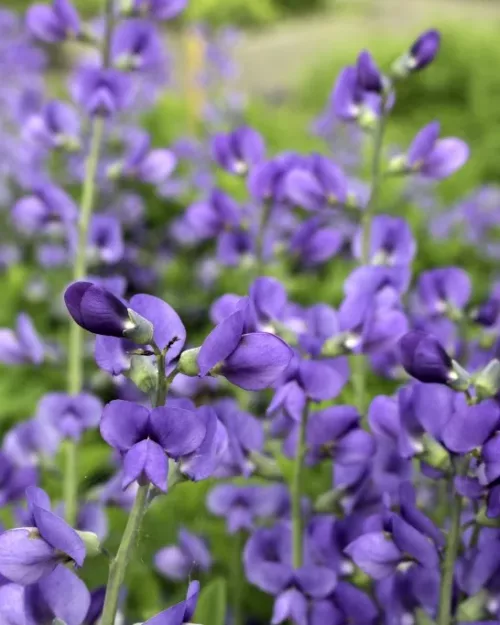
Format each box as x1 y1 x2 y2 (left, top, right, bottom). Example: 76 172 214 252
33 507 85 567
150 407 206 458
198 308 245 376
130 294 186 357
100 400 149 451
0 529 57 585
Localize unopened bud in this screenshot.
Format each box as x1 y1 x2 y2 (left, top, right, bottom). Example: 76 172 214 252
248 451 283 480
76 531 101 558
448 360 471 392
124 309 154 345
178 347 202 377
125 355 158 395
475 359 500 401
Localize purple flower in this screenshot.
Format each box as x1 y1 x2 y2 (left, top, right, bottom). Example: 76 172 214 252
0 314 44 365
36 392 102 441
290 216 344 267
352 215 416 266
414 267 471 317
22 99 80 151
132 0 187 20
12 183 77 236
143 581 199 625
345 514 439 580
0 487 85 584
71 66 132 117
64 282 153 344
24 564 91 625
87 215 125 265
356 50 384 93
3 419 59 467
408 29 441 71
197 301 293 391
112 19 164 71
155 528 212 581
212 126 265 175
399 331 456 385
0 453 38 506
403 122 469 180
113 131 177 185
184 189 241 241
331 65 390 124
100 400 206 491
26 0 80 43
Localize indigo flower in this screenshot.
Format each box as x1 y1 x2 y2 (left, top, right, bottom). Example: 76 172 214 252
396 121 469 180
143 581 199 625
290 216 344 266
71 66 132 117
0 453 38 506
100 400 206 491
131 0 188 21
64 282 154 344
413 267 471 318
212 126 265 175
36 392 102 441
26 0 81 43
22 99 80 151
356 50 384 93
3 419 59 467
345 514 439 580
197 300 293 391
111 130 177 185
399 330 457 385
111 19 164 72
352 215 416 266
0 487 85 584
0 313 44 365
407 29 441 71
184 189 240 241
87 215 125 265
12 182 77 236
155 528 212 581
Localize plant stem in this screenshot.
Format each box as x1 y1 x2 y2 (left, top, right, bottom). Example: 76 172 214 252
361 105 387 264
291 405 308 569
232 531 245 625
99 484 150 625
64 0 113 527
437 462 465 625
255 199 272 276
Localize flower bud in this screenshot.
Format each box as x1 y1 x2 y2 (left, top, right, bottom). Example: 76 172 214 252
448 360 472 392
178 347 202 377
248 451 283 480
76 530 102 558
387 154 408 175
125 355 158 395
475 359 500 401
421 435 450 472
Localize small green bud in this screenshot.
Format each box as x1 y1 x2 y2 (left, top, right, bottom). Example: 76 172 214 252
390 53 412 80
475 359 500 401
124 309 154 345
448 360 471 392
421 435 451 472
178 347 202 377
248 451 283 480
76 531 101 558
387 154 408 175
125 355 158 396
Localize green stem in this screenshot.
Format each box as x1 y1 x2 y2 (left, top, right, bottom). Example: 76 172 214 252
291 405 308 569
232 531 245 625
361 104 387 265
255 199 272 276
437 462 466 625
99 484 150 625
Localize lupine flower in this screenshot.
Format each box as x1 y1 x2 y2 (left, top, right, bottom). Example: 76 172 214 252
290 216 344 266
312 581 378 625
155 528 212 581
71 67 132 117
184 189 241 241
0 453 38 506
197 299 293 391
36 392 102 441
143 581 199 625
12 182 77 236
111 130 177 185
395 122 469 180
22 99 80 151
212 126 265 175
26 0 81 43
131 0 188 21
100 400 206 491
0 486 85 584
3 419 59 466
112 19 164 71
0 313 44 365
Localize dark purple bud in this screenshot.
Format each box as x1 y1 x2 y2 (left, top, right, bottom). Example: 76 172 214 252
408 29 441 71
356 50 384 93
399 330 454 385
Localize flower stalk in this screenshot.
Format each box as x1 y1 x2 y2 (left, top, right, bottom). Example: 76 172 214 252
291 404 308 569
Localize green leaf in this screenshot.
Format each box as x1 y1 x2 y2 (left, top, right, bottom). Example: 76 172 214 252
193 577 227 625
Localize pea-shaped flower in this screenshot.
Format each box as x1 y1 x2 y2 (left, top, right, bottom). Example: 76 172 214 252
0 487 86 585
100 400 206 491
26 0 81 43
143 581 199 625
71 67 131 117
64 281 154 345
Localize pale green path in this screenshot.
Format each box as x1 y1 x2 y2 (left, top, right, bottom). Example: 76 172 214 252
230 0 500 94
